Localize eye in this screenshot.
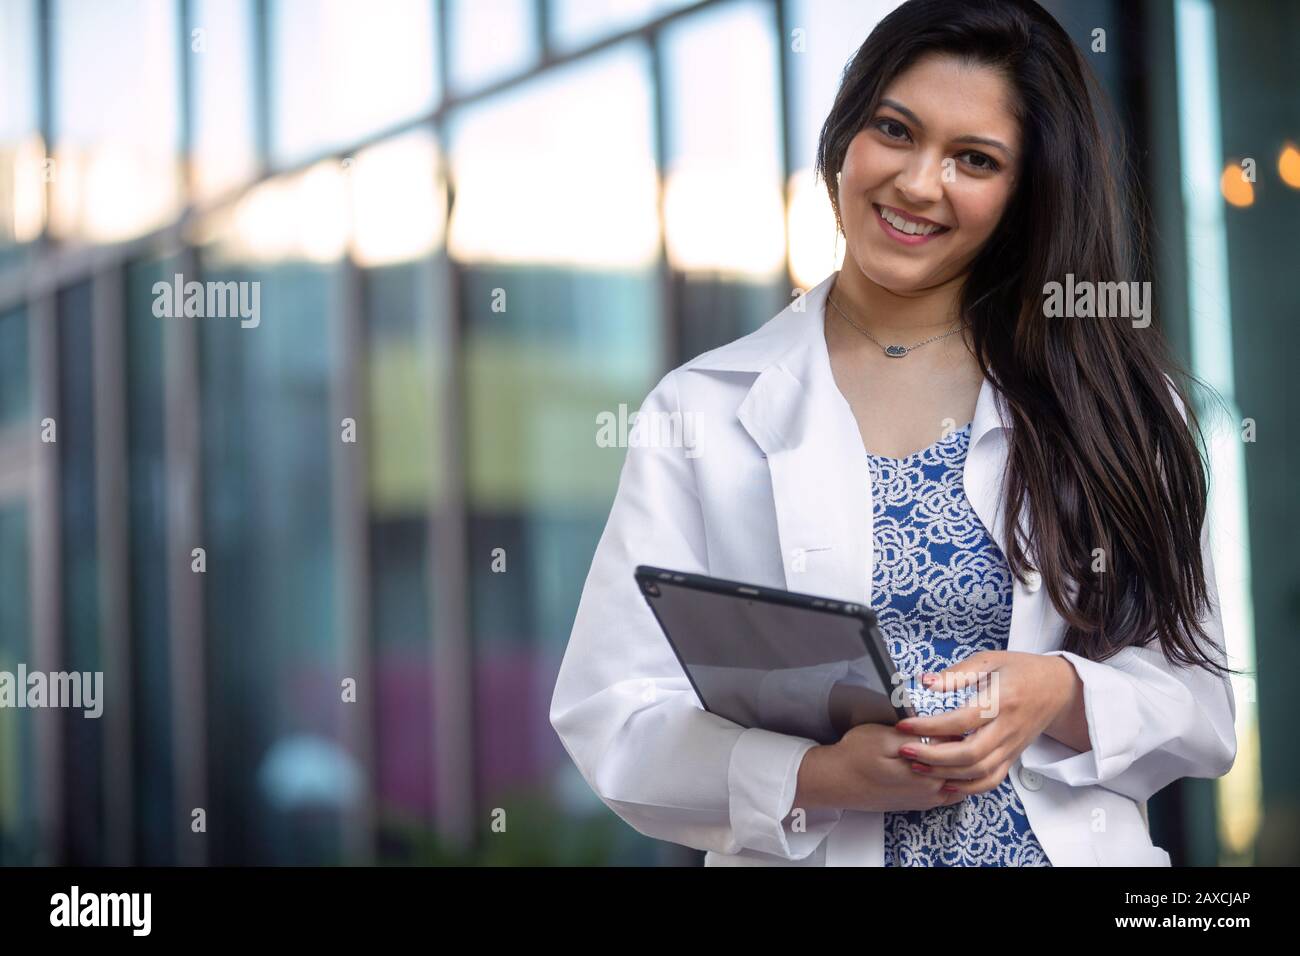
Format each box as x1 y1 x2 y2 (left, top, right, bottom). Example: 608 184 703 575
959 150 1001 173
872 117 911 141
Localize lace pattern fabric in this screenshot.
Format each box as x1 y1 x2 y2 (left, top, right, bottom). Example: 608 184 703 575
868 423 1051 867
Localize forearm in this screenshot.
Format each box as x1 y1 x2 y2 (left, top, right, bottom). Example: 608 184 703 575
1042 654 1091 754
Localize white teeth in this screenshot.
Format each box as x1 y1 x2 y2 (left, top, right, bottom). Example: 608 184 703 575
877 205 944 236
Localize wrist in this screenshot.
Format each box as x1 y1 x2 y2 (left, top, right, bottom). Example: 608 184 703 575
791 743 837 814
1044 654 1089 750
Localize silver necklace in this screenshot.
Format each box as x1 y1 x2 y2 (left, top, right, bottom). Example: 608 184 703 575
828 292 968 358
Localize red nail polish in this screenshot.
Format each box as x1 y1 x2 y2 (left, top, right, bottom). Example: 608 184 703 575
941 785 957 793
911 763 931 773
899 746 918 758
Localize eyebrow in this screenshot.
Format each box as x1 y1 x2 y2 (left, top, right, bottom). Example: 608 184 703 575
877 98 1016 161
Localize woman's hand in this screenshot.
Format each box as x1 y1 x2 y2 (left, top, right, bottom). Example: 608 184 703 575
892 651 1078 796
793 723 967 814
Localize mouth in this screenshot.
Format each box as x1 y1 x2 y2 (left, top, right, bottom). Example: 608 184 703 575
873 203 951 245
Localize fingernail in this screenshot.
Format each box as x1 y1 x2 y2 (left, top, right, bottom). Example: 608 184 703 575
941 785 957 792
911 763 931 773
899 747 918 758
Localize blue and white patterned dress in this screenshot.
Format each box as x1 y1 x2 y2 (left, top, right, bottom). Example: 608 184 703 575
868 422 1052 867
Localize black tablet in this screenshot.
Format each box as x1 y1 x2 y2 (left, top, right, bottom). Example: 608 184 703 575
635 565 926 746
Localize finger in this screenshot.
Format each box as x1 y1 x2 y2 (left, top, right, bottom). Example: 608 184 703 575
920 653 999 691
899 733 972 754
921 669 977 694
909 758 983 781
939 782 967 800
921 668 1000 699
895 702 985 739
936 765 1008 794
899 728 998 771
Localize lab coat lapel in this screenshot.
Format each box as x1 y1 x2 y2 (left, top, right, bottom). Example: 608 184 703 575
732 280 873 605
700 273 1036 649
964 373 1014 580
963 379 1047 653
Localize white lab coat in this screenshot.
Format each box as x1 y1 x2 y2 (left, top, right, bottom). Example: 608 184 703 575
549 271 1237 866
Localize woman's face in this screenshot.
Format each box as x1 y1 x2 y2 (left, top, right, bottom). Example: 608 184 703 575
837 53 1022 294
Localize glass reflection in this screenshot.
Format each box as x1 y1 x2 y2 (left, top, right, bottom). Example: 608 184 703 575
270 0 437 167
0 502 34 864
0 306 29 424
550 0 695 52
446 47 658 269
58 280 103 864
198 173 349 864
353 130 447 859
0 0 42 268
124 257 178 865
447 44 663 860
50 0 182 242
447 0 537 94
189 0 258 200
660 0 784 279
658 0 787 358
348 132 445 268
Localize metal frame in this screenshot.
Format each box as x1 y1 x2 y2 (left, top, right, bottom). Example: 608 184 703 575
90 262 133 864
331 256 376 863
29 289 63 864
162 244 208 866
429 0 475 855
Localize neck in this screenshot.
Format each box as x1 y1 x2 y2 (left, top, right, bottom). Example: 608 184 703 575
825 265 978 373
830 264 966 338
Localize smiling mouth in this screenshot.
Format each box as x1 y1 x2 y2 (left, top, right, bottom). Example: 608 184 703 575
873 203 951 237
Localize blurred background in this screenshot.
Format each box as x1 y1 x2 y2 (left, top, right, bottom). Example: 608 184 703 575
0 0 1293 866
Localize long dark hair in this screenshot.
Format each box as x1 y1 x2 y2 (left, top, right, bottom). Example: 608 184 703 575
816 0 1237 677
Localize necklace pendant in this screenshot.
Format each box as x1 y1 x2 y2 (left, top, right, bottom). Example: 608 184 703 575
884 344 909 357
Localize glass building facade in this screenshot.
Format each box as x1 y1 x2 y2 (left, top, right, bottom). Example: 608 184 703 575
0 0 1293 865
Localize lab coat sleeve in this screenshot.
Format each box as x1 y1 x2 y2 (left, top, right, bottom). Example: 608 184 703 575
549 369 843 859
1018 380 1238 804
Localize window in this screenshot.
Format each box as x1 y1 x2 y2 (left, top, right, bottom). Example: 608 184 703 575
58 280 103 864
0 501 34 864
446 45 664 859
0 0 42 269
549 0 695 53
660 0 787 356
50 0 182 242
270 0 437 167
446 0 537 94
124 256 178 864
0 306 29 425
198 171 350 864
189 0 259 200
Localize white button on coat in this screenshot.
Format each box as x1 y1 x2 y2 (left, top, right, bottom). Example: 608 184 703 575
549 273 1238 867
1019 766 1045 791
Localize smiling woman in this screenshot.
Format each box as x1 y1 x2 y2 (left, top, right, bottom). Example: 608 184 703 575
800 0 1241 866
551 0 1240 870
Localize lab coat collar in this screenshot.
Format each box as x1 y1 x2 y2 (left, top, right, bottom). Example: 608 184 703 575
681 271 1017 610
684 271 1011 453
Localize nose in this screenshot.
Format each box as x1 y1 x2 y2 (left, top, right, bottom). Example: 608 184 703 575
893 152 945 206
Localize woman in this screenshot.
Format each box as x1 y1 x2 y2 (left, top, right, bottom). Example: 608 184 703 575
549 0 1238 866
